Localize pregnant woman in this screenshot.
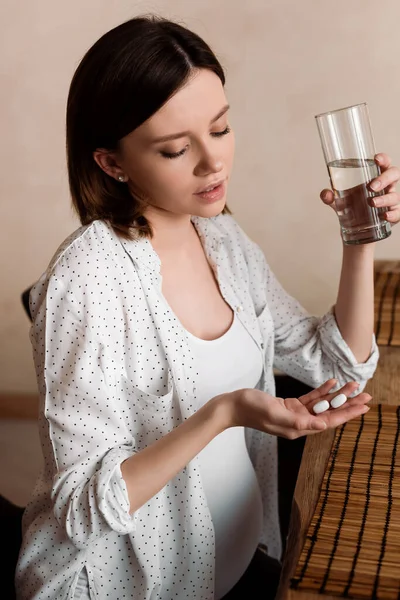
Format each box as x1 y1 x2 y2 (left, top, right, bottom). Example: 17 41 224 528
15 15 400 600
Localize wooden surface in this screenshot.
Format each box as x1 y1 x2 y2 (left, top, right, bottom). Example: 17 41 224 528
278 259 400 599
374 260 400 347
277 346 400 600
290 404 400 598
0 393 38 419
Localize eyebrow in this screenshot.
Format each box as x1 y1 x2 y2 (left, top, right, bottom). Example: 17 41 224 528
150 104 230 144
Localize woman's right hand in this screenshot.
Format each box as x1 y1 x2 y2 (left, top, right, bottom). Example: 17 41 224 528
119 379 371 514
217 379 372 439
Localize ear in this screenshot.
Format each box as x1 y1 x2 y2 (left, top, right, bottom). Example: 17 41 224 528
93 148 127 182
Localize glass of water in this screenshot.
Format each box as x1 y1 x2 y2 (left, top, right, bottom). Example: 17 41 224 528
315 103 391 245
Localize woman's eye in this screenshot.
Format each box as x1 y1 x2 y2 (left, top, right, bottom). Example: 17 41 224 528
211 125 231 138
161 148 186 158
160 126 231 160
160 147 187 160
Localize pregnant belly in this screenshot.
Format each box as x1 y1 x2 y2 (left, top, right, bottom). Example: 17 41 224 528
197 426 264 599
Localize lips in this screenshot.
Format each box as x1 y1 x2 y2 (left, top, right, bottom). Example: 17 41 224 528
194 180 226 203
195 179 225 194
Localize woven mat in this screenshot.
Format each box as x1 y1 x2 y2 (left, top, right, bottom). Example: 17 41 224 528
374 262 400 347
291 404 400 599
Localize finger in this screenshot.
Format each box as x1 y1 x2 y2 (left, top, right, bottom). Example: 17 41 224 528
320 189 335 206
320 402 370 429
296 395 371 436
369 166 400 192
375 153 392 171
302 380 360 409
322 382 362 405
290 407 368 439
381 207 400 224
348 391 372 402
298 379 338 405
369 191 400 209
333 392 372 408
303 381 361 414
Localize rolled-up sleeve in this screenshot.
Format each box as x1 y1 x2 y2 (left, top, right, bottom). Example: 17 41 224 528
30 274 138 550
237 222 380 392
265 260 379 392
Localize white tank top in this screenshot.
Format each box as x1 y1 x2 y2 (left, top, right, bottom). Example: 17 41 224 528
185 312 264 599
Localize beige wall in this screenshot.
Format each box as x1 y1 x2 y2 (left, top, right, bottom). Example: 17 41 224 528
1 0 400 394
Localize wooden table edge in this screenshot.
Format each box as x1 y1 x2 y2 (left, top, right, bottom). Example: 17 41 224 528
277 428 336 600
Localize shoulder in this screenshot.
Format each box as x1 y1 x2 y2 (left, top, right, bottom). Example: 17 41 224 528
29 220 126 315
45 220 117 275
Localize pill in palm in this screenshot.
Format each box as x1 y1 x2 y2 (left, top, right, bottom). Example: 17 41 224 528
330 393 347 409
313 400 330 414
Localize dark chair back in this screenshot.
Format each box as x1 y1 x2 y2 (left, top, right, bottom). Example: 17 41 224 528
3 287 34 596
21 287 33 321
0 495 24 600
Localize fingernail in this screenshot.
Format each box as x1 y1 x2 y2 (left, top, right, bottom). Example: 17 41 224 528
373 198 383 207
376 154 384 163
361 406 370 413
313 420 327 430
370 180 381 191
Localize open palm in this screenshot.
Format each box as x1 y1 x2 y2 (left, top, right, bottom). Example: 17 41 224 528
278 378 371 437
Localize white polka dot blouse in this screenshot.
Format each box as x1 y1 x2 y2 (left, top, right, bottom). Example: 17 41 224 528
15 214 379 599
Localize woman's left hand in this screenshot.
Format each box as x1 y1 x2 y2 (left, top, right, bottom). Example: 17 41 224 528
320 153 400 225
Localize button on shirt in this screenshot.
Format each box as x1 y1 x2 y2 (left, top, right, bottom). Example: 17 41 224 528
16 214 379 600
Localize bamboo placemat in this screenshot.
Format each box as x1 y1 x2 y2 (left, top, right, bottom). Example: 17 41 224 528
290 404 400 599
374 261 400 347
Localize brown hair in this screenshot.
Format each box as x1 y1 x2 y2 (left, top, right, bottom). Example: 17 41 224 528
66 15 231 240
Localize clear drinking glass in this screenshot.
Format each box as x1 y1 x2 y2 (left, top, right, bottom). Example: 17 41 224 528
315 103 391 245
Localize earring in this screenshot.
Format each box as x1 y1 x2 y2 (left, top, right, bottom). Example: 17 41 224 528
118 175 126 182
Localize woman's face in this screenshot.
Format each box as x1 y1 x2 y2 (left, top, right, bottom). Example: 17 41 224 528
115 68 235 221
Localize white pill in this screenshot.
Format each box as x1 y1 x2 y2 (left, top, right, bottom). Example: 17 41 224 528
313 400 330 414
330 393 347 409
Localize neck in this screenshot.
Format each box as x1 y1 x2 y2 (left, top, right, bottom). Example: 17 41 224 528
145 208 198 255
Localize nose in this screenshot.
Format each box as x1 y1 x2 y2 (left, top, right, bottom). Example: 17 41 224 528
194 146 224 177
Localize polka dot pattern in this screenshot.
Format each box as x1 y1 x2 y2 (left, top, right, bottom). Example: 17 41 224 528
15 215 379 599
